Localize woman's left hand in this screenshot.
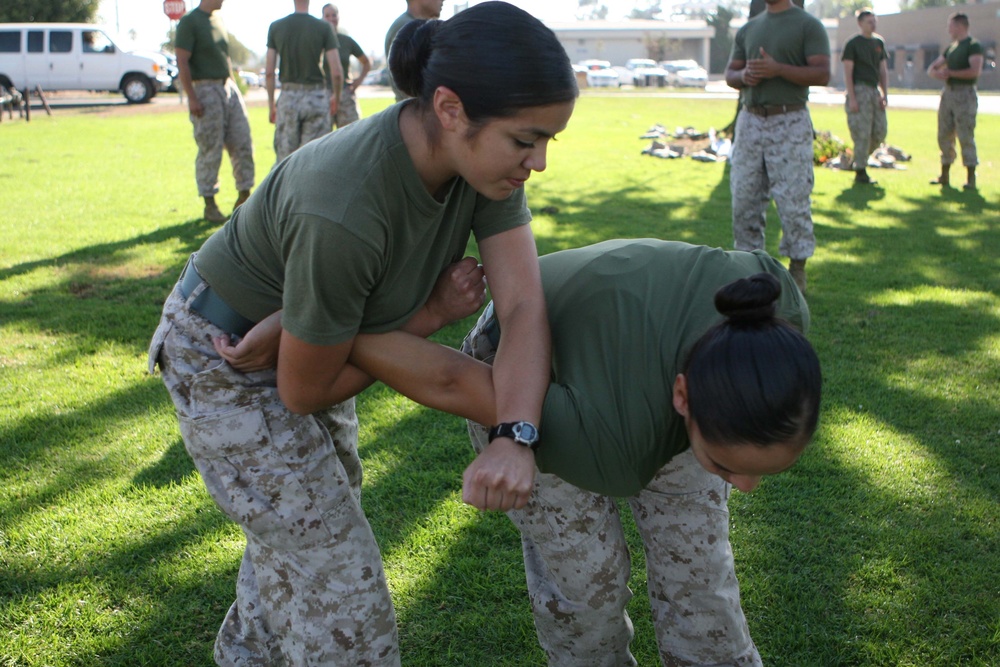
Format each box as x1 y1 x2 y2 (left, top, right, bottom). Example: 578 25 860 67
425 256 487 327
462 438 536 511
213 311 283 372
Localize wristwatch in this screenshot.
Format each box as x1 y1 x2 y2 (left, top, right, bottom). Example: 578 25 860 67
488 421 540 451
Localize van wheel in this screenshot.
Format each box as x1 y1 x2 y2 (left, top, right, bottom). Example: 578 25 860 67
122 74 153 103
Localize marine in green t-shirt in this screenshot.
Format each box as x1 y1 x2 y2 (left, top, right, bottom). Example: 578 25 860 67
323 33 365 89
175 6 231 81
841 10 889 182
842 33 887 88
944 36 984 86
266 11 339 86
195 102 532 346
729 5 830 107
927 12 986 189
533 239 809 496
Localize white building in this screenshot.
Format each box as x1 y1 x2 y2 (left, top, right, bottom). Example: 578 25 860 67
547 20 714 70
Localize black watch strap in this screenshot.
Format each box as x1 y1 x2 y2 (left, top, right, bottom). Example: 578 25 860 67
488 421 540 450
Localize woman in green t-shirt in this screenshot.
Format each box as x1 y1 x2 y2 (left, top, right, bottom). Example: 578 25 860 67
148 3 577 665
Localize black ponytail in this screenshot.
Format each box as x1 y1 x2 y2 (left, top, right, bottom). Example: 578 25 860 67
683 273 822 447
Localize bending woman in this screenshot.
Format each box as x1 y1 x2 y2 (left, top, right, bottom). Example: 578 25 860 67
147 3 577 665
345 239 822 666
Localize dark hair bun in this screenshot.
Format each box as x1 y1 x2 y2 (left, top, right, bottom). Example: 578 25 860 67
715 272 780 324
388 19 441 98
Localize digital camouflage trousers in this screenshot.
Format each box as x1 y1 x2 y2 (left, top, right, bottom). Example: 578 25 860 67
846 85 888 171
730 108 816 261
274 87 331 163
190 80 255 197
937 85 978 167
148 262 400 666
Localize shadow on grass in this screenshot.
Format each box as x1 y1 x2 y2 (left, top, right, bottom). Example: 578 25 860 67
0 218 215 354
2 166 998 664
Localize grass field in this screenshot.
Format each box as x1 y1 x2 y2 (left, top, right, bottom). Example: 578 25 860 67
1 91 998 666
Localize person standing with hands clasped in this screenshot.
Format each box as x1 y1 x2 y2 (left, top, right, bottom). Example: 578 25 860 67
927 12 984 191
725 0 830 295
265 0 342 163
842 9 888 186
148 3 577 664
174 0 255 223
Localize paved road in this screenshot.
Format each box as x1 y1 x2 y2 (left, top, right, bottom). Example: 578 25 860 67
19 83 999 115
611 80 1000 115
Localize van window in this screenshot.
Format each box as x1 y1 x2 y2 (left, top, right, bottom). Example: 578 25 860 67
28 31 43 53
83 30 115 54
0 31 19 53
50 30 73 54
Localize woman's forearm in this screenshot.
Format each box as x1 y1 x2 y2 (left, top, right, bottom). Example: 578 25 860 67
490 296 550 427
349 332 497 425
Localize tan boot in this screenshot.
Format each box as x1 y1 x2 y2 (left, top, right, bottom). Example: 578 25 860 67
789 259 807 295
963 166 976 191
233 189 251 211
203 197 229 223
930 164 950 187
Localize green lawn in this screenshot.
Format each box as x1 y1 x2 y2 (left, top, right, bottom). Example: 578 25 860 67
1 93 998 666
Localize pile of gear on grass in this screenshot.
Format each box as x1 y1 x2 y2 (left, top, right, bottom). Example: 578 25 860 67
812 131 912 171
640 124 731 162
639 124 912 169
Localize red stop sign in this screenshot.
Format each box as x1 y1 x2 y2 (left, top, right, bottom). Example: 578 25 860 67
163 0 186 20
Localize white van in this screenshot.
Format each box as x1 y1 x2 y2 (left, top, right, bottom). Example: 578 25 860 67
0 23 172 103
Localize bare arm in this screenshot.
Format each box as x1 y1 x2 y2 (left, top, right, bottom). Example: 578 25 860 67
947 53 985 81
459 224 550 511
352 54 372 93
324 48 343 115
348 331 497 425
927 54 947 79
725 57 753 89
213 257 487 407
747 50 831 87
843 59 857 112
879 59 889 107
265 48 278 124
175 48 202 116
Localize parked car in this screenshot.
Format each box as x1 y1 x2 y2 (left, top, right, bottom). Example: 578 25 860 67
660 59 708 88
0 23 172 103
238 70 260 88
362 67 390 86
576 59 619 88
624 58 669 87
162 52 178 92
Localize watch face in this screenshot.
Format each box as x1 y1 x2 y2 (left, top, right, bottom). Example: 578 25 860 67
513 422 538 443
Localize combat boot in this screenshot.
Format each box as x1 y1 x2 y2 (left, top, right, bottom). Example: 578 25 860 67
789 259 807 295
203 197 229 224
234 189 251 211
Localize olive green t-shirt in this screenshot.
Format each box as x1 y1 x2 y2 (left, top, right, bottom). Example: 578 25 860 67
534 240 810 497
731 6 830 107
267 13 339 86
323 33 365 89
195 102 532 346
841 34 887 87
174 8 231 80
945 36 984 86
